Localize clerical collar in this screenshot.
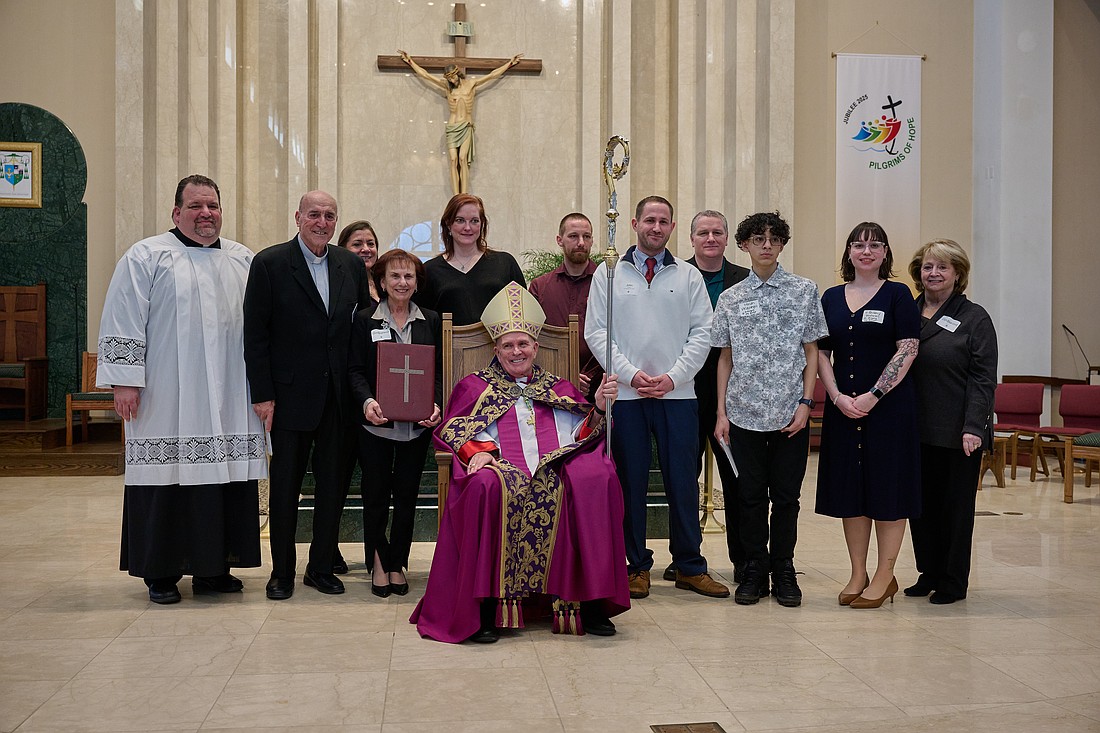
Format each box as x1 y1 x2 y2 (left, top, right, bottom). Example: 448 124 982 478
171 227 221 249
297 235 328 264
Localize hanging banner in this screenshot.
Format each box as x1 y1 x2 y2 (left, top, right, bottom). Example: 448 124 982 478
835 54 921 272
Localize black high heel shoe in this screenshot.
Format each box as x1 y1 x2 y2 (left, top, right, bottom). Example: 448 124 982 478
370 567 391 598
389 569 409 596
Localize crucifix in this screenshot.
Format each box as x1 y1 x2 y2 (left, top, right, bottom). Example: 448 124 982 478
377 3 542 195
389 354 425 404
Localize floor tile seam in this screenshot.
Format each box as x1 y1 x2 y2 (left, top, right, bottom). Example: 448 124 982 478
1048 695 1100 723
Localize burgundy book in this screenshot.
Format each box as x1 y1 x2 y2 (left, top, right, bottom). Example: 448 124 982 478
376 342 436 422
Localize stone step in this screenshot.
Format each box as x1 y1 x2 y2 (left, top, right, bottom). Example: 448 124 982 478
0 442 125 476
295 496 674 544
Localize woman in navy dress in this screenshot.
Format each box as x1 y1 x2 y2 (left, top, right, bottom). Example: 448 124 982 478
816 222 921 609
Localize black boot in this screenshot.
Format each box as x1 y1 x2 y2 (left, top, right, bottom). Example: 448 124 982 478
770 559 802 607
733 560 769 605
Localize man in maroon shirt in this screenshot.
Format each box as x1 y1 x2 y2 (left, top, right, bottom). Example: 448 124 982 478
529 213 602 398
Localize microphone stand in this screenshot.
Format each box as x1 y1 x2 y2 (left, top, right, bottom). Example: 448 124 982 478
1062 324 1099 384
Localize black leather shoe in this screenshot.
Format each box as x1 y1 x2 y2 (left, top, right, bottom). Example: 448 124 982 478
266 577 294 600
733 561 747 585
581 602 616 636
734 560 769 605
332 558 349 575
469 626 500 643
770 560 802 607
662 563 676 582
148 581 182 605
929 591 964 605
303 568 345 595
192 574 244 594
904 575 936 597
371 581 391 599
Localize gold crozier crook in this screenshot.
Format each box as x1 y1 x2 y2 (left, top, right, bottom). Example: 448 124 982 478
600 135 629 458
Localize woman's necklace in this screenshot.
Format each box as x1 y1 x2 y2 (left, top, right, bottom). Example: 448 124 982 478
450 250 479 272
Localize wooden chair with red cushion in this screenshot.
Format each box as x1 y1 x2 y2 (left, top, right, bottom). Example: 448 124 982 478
1038 384 1100 489
992 382 1048 481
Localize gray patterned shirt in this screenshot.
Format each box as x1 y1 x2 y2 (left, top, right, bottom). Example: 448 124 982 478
711 264 828 431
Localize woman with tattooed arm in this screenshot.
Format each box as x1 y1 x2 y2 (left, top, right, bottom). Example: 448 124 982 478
815 222 921 609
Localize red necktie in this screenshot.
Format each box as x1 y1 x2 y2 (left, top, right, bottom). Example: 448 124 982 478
644 256 657 283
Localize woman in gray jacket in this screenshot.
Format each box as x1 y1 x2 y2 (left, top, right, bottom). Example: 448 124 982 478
907 239 998 604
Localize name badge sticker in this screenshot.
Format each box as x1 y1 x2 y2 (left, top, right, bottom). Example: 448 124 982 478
622 282 639 297
862 310 885 324
936 315 961 333
371 328 392 342
739 300 762 317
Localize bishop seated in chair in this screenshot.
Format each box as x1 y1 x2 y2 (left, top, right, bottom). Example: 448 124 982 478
411 282 630 643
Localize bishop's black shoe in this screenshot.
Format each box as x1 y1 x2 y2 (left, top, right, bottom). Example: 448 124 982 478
581 601 616 637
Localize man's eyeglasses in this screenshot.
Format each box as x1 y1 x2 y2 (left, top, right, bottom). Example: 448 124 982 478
747 235 786 247
849 241 886 252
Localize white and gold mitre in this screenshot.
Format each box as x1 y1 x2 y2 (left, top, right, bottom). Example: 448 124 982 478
480 281 546 340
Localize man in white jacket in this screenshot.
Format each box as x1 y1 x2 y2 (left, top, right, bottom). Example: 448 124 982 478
586 196 729 600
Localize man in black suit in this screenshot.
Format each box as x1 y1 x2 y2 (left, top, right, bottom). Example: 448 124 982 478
244 190 372 600
676 209 751 584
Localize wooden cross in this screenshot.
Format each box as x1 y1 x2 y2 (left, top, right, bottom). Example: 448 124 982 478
377 3 542 74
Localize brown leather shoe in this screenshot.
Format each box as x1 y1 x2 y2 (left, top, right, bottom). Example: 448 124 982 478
675 571 730 598
628 570 650 599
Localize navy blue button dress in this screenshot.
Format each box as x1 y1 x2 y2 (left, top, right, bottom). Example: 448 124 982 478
815 280 922 520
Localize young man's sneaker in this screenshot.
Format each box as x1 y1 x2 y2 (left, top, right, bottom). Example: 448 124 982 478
771 559 802 607
733 560 769 605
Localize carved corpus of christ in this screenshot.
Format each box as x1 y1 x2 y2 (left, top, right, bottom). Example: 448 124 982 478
397 50 523 195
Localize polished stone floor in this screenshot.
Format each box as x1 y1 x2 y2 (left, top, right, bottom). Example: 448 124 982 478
2 458 1099 732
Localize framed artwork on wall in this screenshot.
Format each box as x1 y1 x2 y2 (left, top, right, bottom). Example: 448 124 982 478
0 142 42 208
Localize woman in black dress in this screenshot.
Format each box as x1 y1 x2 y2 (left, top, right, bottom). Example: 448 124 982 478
907 239 997 604
415 193 525 326
816 222 921 609
348 249 443 598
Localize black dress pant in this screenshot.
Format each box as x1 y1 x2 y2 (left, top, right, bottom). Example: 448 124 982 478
268 383 354 580
697 400 744 565
358 427 433 573
728 422 810 568
911 443 982 597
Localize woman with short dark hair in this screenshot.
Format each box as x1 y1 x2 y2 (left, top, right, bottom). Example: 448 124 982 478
816 222 922 609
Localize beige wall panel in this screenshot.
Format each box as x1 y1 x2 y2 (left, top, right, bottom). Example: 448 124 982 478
793 0 974 290
1052 0 1100 379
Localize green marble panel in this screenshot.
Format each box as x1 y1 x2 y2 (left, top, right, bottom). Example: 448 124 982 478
0 103 88 418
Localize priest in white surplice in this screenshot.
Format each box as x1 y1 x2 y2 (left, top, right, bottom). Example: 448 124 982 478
97 175 267 605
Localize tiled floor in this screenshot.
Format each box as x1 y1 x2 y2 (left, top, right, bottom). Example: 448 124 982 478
2 458 1099 732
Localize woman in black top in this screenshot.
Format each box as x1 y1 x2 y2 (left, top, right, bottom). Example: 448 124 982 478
906 239 997 604
415 193 525 325
348 249 443 598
